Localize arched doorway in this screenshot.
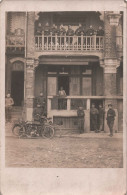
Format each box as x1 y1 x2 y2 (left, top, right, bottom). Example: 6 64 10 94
11 61 24 106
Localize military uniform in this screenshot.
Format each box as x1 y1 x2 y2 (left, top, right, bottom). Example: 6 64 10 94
96 29 104 36
77 107 85 134
50 26 58 35
57 26 66 36
36 96 47 116
107 108 116 136
98 107 105 131
86 27 95 36
5 96 14 122
75 26 85 36
90 107 99 132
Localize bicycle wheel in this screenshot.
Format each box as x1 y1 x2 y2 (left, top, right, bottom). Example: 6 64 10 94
12 124 24 137
42 125 54 139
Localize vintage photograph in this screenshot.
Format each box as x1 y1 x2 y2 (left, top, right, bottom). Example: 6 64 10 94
5 11 123 168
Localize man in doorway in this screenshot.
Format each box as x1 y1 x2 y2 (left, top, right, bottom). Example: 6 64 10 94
77 106 85 134
98 104 105 132
5 93 14 122
106 104 116 137
90 103 99 133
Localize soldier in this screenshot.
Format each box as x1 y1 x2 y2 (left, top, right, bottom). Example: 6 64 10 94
5 93 14 122
90 103 99 133
77 106 85 134
57 24 66 36
106 104 116 137
44 22 50 36
98 104 105 132
96 26 104 36
66 25 74 46
33 104 43 121
50 23 58 35
86 25 95 36
75 23 85 36
36 22 42 35
36 92 47 116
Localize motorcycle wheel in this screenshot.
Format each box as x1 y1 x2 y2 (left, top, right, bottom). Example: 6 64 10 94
12 124 24 137
42 125 54 139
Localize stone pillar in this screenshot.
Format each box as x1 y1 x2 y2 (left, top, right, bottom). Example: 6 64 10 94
25 12 35 121
100 12 121 132
103 12 120 107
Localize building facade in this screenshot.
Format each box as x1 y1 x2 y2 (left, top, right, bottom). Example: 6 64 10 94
5 11 123 132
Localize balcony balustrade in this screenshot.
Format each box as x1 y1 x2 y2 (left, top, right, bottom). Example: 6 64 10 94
35 33 104 52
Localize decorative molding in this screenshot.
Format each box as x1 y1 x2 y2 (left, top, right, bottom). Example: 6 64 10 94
10 57 25 64
26 58 39 69
100 58 120 73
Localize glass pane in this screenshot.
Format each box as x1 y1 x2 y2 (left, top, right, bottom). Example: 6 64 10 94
71 99 86 110
70 77 80 95
47 77 57 95
82 77 92 95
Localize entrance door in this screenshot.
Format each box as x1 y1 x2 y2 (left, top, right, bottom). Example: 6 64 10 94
58 76 69 95
11 71 24 106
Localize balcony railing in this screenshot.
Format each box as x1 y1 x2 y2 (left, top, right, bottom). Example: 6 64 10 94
35 33 104 52
6 35 25 47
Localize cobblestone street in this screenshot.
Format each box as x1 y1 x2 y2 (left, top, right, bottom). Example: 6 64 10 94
5 131 123 168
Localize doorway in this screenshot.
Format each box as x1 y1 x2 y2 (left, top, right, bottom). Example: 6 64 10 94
58 76 69 95
11 71 24 106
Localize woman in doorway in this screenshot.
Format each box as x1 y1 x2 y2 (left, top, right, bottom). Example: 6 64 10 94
58 86 66 96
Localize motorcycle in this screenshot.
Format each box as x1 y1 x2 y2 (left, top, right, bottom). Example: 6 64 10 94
12 115 54 139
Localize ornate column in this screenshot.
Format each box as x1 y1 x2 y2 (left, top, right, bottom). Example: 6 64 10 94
101 11 121 107
100 12 121 132
25 12 38 120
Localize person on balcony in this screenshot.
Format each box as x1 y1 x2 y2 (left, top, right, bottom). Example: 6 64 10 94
106 104 116 137
90 103 99 133
36 22 43 35
77 106 85 134
44 22 50 36
75 23 85 36
57 24 66 36
66 25 75 47
5 93 14 123
86 25 95 36
58 86 66 96
75 23 85 48
50 23 58 35
96 26 104 36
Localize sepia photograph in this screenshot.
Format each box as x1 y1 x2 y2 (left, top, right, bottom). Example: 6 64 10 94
5 10 123 168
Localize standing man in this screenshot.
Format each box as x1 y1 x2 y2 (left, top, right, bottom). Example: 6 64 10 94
106 104 116 137
36 92 47 116
5 93 14 122
90 103 99 133
77 106 85 134
98 104 105 132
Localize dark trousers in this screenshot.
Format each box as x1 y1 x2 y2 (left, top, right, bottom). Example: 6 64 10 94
5 107 12 122
107 120 114 135
78 117 84 134
91 116 98 131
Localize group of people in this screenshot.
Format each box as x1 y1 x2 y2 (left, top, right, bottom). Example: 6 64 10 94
77 103 116 137
5 90 116 137
36 23 104 36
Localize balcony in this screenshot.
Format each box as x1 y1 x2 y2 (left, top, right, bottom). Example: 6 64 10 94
35 33 104 52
